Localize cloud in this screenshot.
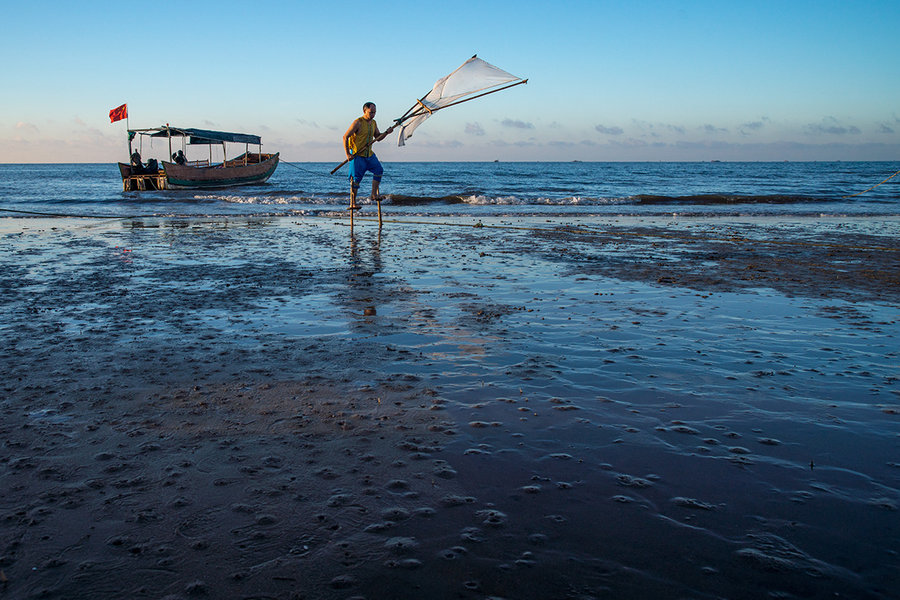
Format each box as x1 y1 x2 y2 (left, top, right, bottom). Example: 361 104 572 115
739 118 769 136
288 140 336 150
674 140 738 151
15 122 39 134
465 122 485 136
817 124 861 135
80 127 106 139
878 123 895 134
595 124 624 135
805 116 861 136
702 124 727 134
486 139 537 148
630 119 686 137
416 140 464 149
500 119 534 130
609 137 650 148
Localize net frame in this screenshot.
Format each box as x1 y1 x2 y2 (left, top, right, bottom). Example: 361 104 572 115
395 55 527 146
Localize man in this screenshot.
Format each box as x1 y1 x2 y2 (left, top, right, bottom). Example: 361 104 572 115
342 102 395 210
130 150 143 174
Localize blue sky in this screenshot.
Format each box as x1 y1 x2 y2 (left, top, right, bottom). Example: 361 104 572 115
2 0 898 162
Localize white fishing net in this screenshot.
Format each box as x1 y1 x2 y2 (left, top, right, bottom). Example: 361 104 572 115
397 56 524 146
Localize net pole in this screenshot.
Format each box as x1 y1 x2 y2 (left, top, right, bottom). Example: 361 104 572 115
391 79 528 126
423 79 528 113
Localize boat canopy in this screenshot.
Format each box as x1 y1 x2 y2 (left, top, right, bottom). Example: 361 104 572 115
132 126 262 145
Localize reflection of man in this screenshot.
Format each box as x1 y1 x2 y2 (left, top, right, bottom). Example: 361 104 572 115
342 102 395 210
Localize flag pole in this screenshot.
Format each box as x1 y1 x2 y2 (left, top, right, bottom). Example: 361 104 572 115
126 108 131 159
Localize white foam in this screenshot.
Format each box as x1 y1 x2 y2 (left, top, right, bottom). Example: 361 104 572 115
460 195 628 206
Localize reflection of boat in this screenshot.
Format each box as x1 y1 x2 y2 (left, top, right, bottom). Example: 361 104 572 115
118 126 278 191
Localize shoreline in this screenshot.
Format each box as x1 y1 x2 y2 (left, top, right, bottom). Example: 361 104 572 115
2 215 898 599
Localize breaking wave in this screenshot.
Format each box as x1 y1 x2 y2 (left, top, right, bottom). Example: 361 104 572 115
632 194 829 205
203 192 837 207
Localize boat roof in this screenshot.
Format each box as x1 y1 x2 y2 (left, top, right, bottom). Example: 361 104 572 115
129 126 261 145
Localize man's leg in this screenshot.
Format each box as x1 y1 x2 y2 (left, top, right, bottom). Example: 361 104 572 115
349 177 360 208
349 158 362 209
370 157 384 200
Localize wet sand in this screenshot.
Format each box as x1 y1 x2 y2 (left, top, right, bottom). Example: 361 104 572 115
1 215 898 599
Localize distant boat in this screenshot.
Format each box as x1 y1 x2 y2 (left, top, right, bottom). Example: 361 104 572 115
118 126 278 191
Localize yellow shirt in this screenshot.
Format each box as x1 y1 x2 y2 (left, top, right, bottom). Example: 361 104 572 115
349 117 376 158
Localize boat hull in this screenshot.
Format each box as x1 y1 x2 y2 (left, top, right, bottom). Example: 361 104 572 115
162 153 279 189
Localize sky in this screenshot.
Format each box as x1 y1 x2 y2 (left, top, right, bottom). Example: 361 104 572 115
2 0 899 163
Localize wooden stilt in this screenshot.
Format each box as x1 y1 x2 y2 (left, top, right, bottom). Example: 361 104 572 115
377 199 382 228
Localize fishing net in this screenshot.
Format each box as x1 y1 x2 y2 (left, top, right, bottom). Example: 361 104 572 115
396 56 524 146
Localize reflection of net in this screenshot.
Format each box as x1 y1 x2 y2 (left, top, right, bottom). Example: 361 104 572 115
397 57 524 146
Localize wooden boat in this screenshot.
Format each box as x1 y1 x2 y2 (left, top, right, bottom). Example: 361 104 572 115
118 126 278 191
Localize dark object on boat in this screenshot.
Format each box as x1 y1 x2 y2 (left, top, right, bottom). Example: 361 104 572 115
118 126 278 191
118 161 167 191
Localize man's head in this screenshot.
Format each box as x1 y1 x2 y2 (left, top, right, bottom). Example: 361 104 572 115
363 102 376 118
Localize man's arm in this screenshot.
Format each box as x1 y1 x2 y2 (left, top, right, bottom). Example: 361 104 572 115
375 124 396 142
342 119 360 160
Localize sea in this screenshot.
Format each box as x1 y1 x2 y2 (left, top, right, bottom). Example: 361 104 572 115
0 161 898 220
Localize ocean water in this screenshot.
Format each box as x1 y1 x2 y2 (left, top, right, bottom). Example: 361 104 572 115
1 161 898 219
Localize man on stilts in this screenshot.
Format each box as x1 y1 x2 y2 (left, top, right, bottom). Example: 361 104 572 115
342 102 395 210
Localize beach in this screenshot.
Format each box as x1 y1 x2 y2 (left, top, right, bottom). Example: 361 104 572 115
1 214 898 599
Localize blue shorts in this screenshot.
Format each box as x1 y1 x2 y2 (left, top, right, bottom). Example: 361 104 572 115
349 154 383 188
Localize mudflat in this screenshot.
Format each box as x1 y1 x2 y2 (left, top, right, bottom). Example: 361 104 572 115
2 215 898 599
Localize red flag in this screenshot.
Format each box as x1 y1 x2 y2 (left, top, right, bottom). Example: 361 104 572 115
109 103 127 123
